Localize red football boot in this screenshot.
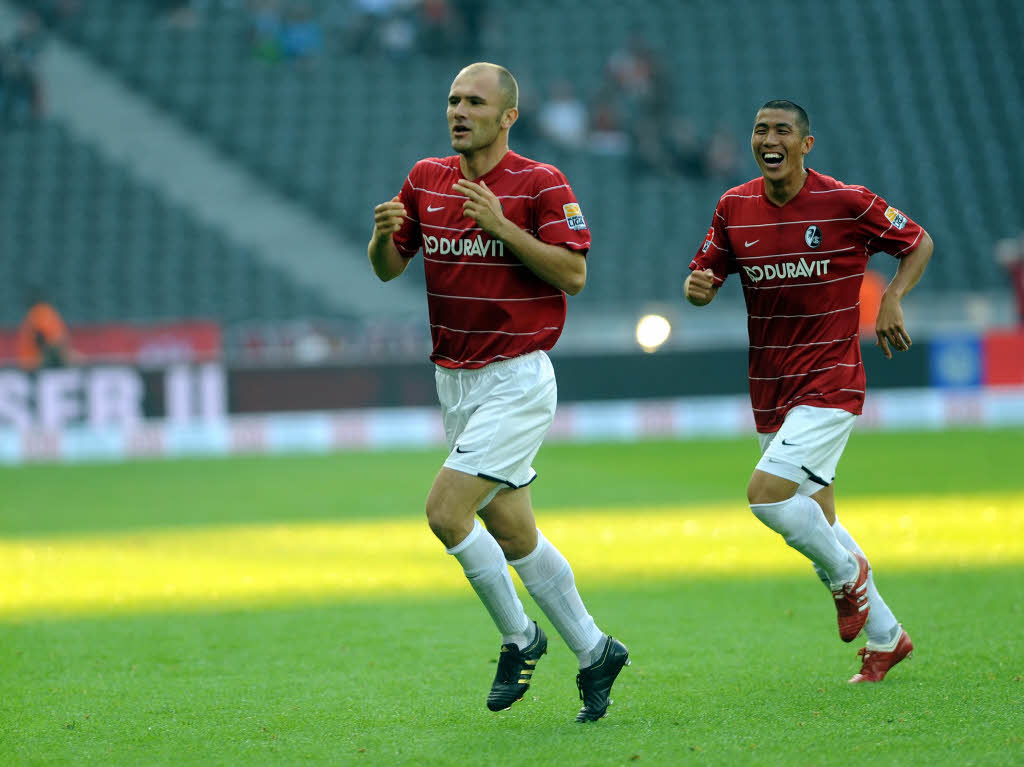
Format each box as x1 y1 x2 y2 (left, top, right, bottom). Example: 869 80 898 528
849 626 914 683
832 553 870 642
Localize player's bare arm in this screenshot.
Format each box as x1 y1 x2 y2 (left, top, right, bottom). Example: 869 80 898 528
875 230 934 359
368 196 409 281
454 178 587 295
684 269 720 306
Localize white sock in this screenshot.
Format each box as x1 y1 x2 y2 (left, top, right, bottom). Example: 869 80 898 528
446 520 533 649
829 518 900 646
865 624 904 651
750 495 857 587
509 530 605 667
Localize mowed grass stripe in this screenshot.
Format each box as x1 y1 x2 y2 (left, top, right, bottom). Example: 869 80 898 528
2 491 1021 618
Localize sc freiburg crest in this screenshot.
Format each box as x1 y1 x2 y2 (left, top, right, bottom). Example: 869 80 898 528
804 225 823 248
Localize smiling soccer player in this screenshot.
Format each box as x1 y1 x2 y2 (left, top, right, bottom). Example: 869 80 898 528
685 100 933 683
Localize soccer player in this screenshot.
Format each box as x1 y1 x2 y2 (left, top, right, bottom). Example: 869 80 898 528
685 100 933 683
368 62 628 721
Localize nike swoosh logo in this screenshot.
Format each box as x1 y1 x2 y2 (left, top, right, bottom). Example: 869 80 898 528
744 240 759 248
455 446 475 454
781 438 799 446
427 205 444 212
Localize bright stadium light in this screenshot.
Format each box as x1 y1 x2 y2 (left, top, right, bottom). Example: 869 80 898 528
635 314 671 353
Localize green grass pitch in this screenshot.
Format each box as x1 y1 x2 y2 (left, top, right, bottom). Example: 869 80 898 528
1 427 1022 766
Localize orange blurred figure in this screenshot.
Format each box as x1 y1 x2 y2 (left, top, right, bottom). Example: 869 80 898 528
859 269 886 336
16 288 70 371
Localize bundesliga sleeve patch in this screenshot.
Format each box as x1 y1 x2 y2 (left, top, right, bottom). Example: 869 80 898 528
563 202 587 231
701 225 714 253
884 206 908 230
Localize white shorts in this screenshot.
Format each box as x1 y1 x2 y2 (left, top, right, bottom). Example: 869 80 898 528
436 350 557 507
756 405 856 496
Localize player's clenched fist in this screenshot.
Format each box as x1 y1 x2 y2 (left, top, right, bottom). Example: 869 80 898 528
373 196 406 240
684 268 717 306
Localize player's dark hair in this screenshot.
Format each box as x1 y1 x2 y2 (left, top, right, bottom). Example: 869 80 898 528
759 99 811 136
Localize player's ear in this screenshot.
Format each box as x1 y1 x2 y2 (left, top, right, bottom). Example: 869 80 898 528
802 134 815 156
502 108 518 129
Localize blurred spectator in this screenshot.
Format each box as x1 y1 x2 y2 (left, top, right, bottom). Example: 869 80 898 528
666 115 705 177
417 0 457 58
1 12 46 128
16 285 71 371
450 0 487 57
344 0 416 58
538 79 588 150
601 32 703 177
246 1 321 64
587 88 629 156
996 233 1024 326
280 1 322 61
248 0 283 61
606 32 657 101
705 122 742 183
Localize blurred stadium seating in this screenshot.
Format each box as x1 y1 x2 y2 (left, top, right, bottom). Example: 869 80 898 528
0 117 333 326
2 0 1022 326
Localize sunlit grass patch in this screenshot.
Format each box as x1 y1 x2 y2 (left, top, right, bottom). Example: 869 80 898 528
2 491 1020 619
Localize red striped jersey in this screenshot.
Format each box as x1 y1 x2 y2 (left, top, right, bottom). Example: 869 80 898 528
392 151 590 369
690 169 926 432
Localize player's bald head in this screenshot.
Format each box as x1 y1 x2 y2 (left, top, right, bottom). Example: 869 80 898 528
758 99 811 137
457 62 519 112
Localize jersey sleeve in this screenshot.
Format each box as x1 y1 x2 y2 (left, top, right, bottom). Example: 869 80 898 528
391 167 422 259
533 167 591 255
856 190 925 260
689 198 733 285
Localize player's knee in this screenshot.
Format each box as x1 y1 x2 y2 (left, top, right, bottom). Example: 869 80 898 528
425 495 474 548
745 481 760 505
487 525 537 561
747 478 776 506
424 497 451 536
747 471 793 505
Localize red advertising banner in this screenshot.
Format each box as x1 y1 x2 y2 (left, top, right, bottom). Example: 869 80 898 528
0 321 221 367
983 329 1024 385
